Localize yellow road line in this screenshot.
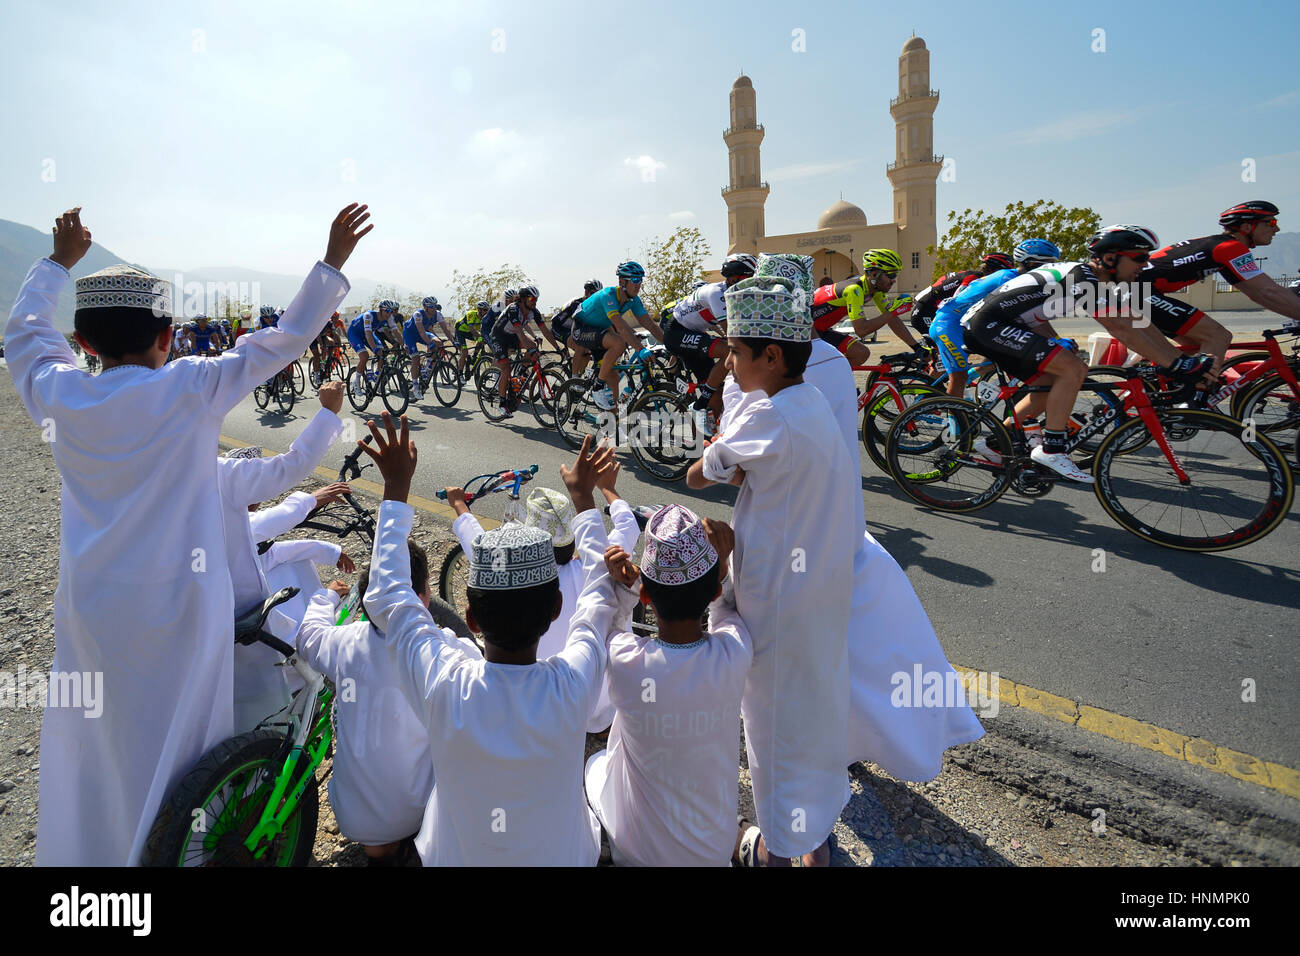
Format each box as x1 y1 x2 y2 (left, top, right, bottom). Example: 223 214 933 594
950 663 1300 801
219 433 1298 801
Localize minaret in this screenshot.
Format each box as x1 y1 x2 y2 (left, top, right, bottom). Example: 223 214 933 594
886 36 941 282
722 74 769 254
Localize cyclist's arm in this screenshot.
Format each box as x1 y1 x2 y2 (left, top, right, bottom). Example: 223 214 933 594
1236 273 1300 321
364 320 380 350
853 293 921 349
417 322 435 346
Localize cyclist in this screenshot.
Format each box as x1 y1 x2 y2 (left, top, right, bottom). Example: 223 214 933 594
1141 201 1300 386
551 279 603 370
664 253 757 435
255 304 279 331
309 311 344 383
347 299 402 382
403 297 451 399
454 301 488 373
811 249 923 366
489 285 545 416
569 261 664 410
190 314 221 356
480 288 517 369
930 240 1061 397
217 317 235 350
910 253 1014 335
963 225 1211 483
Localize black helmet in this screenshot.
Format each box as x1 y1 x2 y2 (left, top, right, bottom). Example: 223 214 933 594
1087 224 1160 256
518 284 540 299
721 253 758 278
583 279 604 294
1219 200 1279 229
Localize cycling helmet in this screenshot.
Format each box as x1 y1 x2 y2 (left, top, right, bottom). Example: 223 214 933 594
1013 238 1061 263
259 305 276 317
476 300 490 310
1087 225 1160 255
502 288 518 301
184 322 195 331
422 296 439 309
195 313 209 321
379 299 400 312
518 284 540 299
721 253 759 278
615 260 646 282
583 279 604 294
862 249 903 274
980 253 1015 272
1219 200 1279 228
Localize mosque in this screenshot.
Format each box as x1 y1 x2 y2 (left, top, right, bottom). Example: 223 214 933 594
721 35 941 292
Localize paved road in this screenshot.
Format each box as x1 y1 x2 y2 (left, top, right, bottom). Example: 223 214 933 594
220 328 1300 773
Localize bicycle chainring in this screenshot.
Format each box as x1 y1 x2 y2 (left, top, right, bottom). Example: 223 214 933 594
1010 462 1057 497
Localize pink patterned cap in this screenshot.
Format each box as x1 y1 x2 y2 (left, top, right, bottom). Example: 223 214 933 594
641 504 718 585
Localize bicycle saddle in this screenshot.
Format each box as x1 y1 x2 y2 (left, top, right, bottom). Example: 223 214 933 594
234 587 300 646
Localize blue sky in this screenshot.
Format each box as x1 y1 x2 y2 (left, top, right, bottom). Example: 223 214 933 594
4 0 1299 302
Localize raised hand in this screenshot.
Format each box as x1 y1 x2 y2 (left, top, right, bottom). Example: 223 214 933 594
560 435 614 513
324 203 374 271
701 517 735 571
336 552 356 574
604 545 640 588
318 379 344 414
359 411 417 502
51 207 93 271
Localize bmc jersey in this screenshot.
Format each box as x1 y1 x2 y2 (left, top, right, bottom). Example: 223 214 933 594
1143 234 1264 293
810 275 914 331
576 287 648 330
494 303 542 337
963 262 1118 333
670 280 728 333
911 270 981 326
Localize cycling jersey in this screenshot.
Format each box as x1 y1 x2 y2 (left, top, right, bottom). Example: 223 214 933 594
1143 233 1264 293
910 269 980 333
810 275 914 332
494 302 543 339
347 310 396 352
670 280 728 334
192 324 219 352
927 269 1015 376
403 309 442 342
456 310 482 335
576 286 648 330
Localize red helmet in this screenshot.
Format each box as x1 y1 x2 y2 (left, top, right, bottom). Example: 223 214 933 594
1219 201 1278 229
980 253 1014 272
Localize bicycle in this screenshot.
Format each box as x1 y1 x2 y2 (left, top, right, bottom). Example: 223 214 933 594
291 358 306 396
883 359 1294 552
411 341 465 407
346 347 410 415
254 364 297 415
309 343 351 389
551 346 677 450
478 348 567 426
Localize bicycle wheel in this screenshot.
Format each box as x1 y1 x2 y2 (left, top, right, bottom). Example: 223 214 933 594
553 377 607 450
274 374 296 414
141 728 318 867
861 383 944 472
291 360 306 396
1220 351 1272 417
308 360 324 390
627 390 698 482
380 369 410 416
1073 368 1149 456
1093 408 1294 552
885 396 1015 512
346 368 372 411
1236 373 1300 451
253 382 271 409
331 352 352 383
437 544 486 651
528 367 567 428
432 360 463 407
476 367 513 422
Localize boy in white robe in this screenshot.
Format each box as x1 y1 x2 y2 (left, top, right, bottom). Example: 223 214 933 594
584 505 753 867
687 272 857 867
754 253 985 779
446 473 641 732
297 545 480 864
6 204 371 866
362 420 620 866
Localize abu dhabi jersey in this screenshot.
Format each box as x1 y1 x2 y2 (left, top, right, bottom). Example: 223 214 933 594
963 262 1118 334
670 280 728 333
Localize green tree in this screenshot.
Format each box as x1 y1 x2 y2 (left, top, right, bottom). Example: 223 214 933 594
367 284 405 314
445 264 532 317
637 226 711 317
927 200 1102 280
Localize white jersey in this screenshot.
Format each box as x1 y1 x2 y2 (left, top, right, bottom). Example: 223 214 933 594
671 280 728 333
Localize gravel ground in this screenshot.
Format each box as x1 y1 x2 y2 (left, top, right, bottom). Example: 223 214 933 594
0 366 1223 867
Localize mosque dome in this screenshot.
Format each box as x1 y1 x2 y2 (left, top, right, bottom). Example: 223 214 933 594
732 74 752 89
902 36 926 53
816 199 868 230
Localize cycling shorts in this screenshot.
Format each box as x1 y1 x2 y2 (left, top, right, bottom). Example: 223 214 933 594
568 323 607 351
1146 293 1207 338
551 315 572 343
817 327 855 356
403 325 433 356
346 324 373 353
964 315 1061 383
454 329 476 348
665 320 723 382
928 315 969 376
490 331 520 361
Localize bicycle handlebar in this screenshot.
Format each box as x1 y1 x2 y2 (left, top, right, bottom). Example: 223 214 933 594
435 464 539 502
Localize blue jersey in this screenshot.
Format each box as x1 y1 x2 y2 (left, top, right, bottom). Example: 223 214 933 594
193 325 219 349
931 269 1016 328
404 309 442 338
576 287 648 330
350 310 397 338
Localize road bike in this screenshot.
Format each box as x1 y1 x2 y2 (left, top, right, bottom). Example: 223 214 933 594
308 344 351 389
477 348 567 426
346 347 410 415
254 364 297 415
883 359 1293 552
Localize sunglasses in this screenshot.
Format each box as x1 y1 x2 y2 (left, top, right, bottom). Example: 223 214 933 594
1116 251 1150 263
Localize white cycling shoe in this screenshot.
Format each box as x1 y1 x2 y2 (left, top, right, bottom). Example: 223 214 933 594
593 387 617 411
971 436 1003 464
693 407 716 439
1030 446 1094 483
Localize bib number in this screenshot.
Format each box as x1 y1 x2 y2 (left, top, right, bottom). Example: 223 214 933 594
976 380 1000 403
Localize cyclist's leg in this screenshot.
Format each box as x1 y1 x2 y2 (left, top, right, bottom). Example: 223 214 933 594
819 328 871 367
1165 305 1231 380
929 316 970 398
347 324 371 377
598 330 626 396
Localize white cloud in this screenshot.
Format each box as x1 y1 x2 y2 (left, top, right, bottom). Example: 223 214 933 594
766 158 864 182
624 155 667 181
1008 109 1144 146
668 210 695 220
1254 89 1300 111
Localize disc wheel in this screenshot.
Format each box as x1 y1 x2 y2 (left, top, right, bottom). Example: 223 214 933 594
861 383 944 472
140 729 318 867
626 390 697 482
1093 408 1294 552
884 396 1015 512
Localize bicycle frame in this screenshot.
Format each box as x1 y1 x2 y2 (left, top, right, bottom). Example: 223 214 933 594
1204 330 1300 408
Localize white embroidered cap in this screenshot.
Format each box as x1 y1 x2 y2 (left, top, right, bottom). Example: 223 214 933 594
641 504 718 586
469 525 559 590
523 487 576 547
756 253 816 295
75 264 173 316
723 276 812 343
222 446 263 460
